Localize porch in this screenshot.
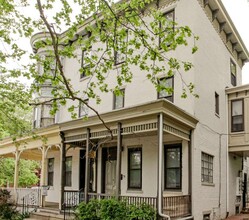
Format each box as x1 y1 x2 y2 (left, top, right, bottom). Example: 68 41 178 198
64 191 192 218
0 100 198 219
58 100 198 219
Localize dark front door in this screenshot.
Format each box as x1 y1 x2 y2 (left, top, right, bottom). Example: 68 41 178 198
79 149 86 190
102 147 117 194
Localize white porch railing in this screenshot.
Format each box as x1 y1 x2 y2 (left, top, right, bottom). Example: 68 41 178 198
2 187 41 205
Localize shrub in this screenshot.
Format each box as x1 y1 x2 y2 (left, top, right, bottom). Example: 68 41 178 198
0 189 25 220
75 198 156 220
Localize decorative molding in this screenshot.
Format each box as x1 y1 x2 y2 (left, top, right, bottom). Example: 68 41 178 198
212 9 219 21
163 123 190 140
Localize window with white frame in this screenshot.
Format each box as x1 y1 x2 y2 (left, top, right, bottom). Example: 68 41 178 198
79 99 89 117
128 148 142 189
113 89 125 109
47 158 54 186
201 152 213 184
231 99 244 132
158 77 174 102
65 156 72 187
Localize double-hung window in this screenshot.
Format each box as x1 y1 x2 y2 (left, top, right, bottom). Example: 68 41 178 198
230 60 236 86
159 10 175 49
79 99 89 118
47 158 54 186
65 156 72 187
231 99 244 132
128 148 142 189
80 47 92 79
215 92 219 115
201 152 213 184
113 89 125 109
164 145 181 189
158 77 174 102
114 30 128 65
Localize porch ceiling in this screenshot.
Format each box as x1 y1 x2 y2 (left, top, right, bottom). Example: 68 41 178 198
229 145 249 157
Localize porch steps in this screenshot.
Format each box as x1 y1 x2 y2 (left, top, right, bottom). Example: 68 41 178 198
24 208 75 220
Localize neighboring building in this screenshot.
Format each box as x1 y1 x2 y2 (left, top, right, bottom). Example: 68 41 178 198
0 0 249 219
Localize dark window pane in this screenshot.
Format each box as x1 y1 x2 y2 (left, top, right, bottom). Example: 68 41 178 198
166 168 180 188
65 157 72 187
114 89 125 109
231 100 244 132
201 152 213 184
129 170 141 188
230 60 236 86
165 145 181 189
47 158 54 186
158 77 174 102
128 148 142 189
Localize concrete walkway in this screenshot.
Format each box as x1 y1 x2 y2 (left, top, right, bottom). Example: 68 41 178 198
225 214 249 220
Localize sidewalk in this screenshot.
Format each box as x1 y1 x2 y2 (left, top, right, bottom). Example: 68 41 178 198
225 214 249 220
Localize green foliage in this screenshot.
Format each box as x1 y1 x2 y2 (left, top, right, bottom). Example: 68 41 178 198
0 0 199 125
0 158 39 187
0 189 25 220
75 198 156 220
0 76 32 140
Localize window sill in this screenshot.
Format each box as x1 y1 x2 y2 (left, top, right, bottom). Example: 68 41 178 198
80 76 90 82
215 113 220 118
126 189 143 194
202 182 215 187
231 131 245 134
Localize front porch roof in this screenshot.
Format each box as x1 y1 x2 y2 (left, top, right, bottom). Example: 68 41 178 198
0 125 61 159
60 99 198 143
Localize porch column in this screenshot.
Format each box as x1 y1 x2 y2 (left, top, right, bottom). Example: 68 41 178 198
40 145 47 207
85 128 90 203
13 150 21 203
60 132 66 210
116 122 122 199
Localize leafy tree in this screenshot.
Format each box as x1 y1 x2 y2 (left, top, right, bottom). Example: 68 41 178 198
0 158 39 187
0 76 32 140
0 0 198 134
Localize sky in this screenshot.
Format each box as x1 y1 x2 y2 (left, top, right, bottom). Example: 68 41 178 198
221 0 249 84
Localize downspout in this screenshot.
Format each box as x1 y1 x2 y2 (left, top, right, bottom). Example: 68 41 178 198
158 113 194 220
60 132 66 211
116 122 122 199
84 128 90 203
158 113 171 220
225 92 229 218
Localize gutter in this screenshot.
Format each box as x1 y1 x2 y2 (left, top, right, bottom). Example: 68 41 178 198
158 113 194 220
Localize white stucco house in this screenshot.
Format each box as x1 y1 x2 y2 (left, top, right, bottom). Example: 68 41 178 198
1 0 249 219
